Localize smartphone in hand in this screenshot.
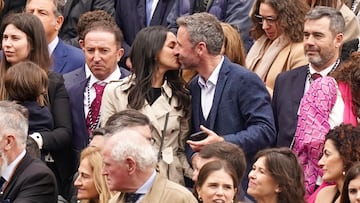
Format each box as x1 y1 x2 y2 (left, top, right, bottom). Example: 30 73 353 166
188 131 208 141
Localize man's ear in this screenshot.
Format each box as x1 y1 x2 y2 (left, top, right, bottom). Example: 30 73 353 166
55 15 64 31
79 40 85 49
4 134 16 151
125 156 137 175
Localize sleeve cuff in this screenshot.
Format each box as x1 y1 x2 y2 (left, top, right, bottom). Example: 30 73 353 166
29 132 43 149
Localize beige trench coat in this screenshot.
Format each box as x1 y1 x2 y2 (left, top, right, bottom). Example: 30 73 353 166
100 76 193 185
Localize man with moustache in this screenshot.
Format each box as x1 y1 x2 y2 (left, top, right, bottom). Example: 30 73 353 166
272 6 345 148
63 22 130 167
0 101 57 202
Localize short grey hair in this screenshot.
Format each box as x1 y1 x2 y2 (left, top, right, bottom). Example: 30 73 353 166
104 109 153 134
305 6 345 36
0 101 28 148
176 12 224 55
110 129 157 171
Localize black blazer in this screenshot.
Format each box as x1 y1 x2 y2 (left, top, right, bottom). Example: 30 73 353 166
272 65 308 147
41 72 74 184
2 153 58 203
0 0 26 23
60 0 115 46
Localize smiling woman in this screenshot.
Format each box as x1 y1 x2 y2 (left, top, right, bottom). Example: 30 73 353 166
247 148 306 203
312 124 360 203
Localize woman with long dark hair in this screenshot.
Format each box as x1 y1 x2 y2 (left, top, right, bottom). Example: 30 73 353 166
100 26 192 185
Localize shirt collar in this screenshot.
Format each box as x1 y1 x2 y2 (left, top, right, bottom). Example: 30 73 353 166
3 149 26 181
309 59 339 77
48 36 59 55
87 65 121 87
136 170 157 194
198 56 224 88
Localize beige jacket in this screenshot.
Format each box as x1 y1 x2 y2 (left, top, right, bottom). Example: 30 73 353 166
340 3 360 43
108 173 198 203
100 76 193 185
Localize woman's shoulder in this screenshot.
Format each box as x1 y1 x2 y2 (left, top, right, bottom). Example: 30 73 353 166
105 75 133 90
315 185 338 203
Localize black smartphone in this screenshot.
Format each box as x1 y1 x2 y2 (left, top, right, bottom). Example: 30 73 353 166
188 131 208 141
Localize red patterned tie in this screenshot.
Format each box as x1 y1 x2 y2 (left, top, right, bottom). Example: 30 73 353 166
86 83 105 135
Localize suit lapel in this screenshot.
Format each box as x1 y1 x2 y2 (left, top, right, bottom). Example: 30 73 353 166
63 0 78 17
52 40 66 73
137 0 146 26
191 75 202 132
208 59 230 129
3 154 31 197
291 66 308 116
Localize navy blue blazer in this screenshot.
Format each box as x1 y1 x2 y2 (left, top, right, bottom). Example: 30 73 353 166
63 66 130 152
188 57 276 164
51 39 85 74
115 0 176 56
272 65 308 147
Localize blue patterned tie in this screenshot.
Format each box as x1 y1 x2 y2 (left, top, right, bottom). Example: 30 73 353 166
125 193 142 203
146 0 153 26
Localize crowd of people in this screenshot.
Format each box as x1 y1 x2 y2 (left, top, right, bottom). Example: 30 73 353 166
1 0 360 203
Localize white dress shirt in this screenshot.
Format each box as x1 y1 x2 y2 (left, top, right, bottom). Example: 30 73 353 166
198 56 224 119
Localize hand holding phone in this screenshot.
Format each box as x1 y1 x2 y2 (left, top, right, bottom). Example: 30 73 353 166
188 131 208 141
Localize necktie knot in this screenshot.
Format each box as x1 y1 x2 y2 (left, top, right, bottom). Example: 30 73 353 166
125 193 142 203
93 83 105 96
311 73 322 81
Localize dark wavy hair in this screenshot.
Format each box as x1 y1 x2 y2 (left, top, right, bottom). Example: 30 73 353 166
249 0 310 42
0 13 51 100
325 124 360 173
253 148 306 203
331 52 360 118
127 26 190 116
340 162 360 203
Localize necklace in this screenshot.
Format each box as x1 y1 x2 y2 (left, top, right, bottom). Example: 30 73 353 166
307 58 340 83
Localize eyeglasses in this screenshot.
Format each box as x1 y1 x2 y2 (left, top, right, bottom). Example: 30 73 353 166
254 14 278 25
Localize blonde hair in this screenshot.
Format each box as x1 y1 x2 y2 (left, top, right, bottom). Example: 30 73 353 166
220 23 246 66
79 147 112 203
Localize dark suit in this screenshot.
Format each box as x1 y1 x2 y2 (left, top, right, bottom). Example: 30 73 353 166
52 39 85 74
2 153 58 203
0 0 26 23
188 57 276 192
42 72 74 198
272 65 308 147
60 0 115 46
114 0 176 53
63 67 130 154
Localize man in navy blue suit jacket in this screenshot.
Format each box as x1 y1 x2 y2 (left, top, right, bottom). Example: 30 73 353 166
26 0 85 74
63 22 130 167
176 13 276 195
114 0 176 67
